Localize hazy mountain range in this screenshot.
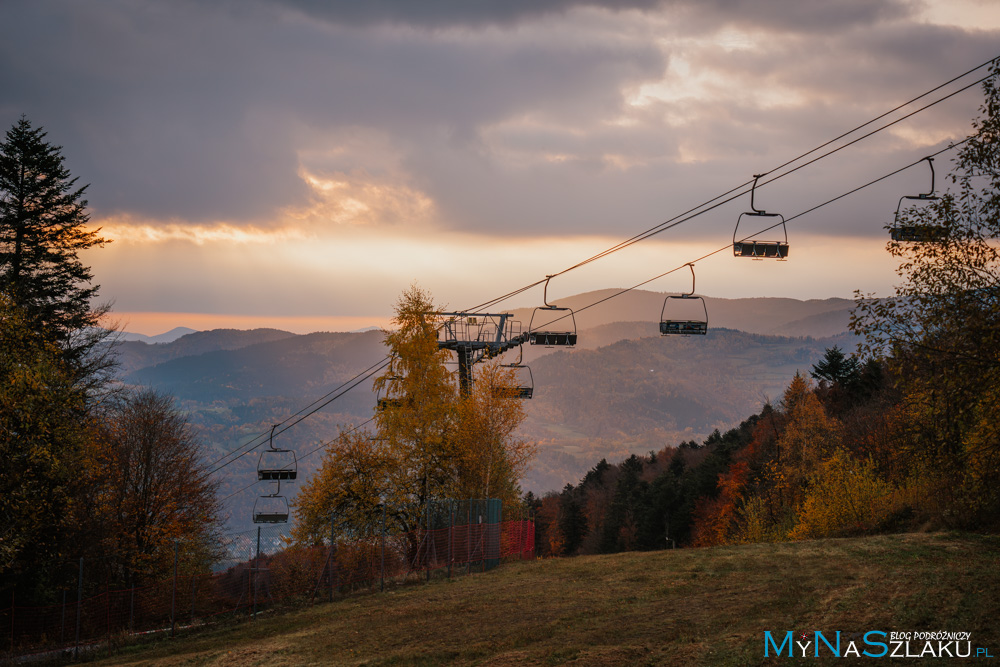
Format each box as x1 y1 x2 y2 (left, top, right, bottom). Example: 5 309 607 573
119 326 199 344
116 292 857 530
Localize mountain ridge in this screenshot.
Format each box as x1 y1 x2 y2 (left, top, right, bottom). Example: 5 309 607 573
111 295 860 530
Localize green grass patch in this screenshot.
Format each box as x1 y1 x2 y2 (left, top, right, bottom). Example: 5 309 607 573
90 533 1000 666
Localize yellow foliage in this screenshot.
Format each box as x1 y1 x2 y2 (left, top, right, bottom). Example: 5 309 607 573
731 497 775 544
292 431 395 544
789 449 896 540
294 285 533 545
959 376 1000 524
452 361 536 512
776 374 842 507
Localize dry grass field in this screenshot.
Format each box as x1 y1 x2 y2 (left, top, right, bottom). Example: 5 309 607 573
90 532 1000 666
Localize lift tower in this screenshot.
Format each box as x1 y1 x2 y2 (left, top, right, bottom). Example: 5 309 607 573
437 312 528 396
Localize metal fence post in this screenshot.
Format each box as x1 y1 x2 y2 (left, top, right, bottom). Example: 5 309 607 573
60 589 66 645
170 540 178 637
129 574 134 635
329 512 336 603
74 557 83 660
253 527 261 619
447 502 453 579
105 579 111 654
190 573 197 624
380 504 386 593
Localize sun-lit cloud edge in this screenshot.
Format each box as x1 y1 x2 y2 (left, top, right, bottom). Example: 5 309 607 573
97 216 309 246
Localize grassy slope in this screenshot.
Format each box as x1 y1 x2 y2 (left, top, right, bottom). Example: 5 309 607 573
95 533 999 666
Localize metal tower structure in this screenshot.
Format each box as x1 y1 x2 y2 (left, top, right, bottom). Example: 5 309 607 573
437 312 528 396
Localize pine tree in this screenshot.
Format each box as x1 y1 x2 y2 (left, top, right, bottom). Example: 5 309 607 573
810 346 860 387
0 115 110 372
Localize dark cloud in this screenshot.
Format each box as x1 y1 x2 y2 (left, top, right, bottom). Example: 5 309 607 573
0 1 311 222
262 0 665 28
0 0 663 223
678 0 913 34
265 0 911 33
0 0 994 241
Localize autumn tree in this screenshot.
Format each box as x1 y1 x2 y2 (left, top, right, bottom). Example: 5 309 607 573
0 294 91 601
452 360 535 510
789 448 897 539
0 116 113 382
774 373 842 507
294 285 533 545
851 59 1000 525
81 389 222 584
292 430 395 544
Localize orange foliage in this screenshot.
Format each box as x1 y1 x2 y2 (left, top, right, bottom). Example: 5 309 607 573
689 460 750 547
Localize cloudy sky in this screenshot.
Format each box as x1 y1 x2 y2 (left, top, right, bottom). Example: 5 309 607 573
2 0 999 334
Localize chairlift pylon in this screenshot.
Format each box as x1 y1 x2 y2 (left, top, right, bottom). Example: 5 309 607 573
660 263 708 336
257 424 297 481
253 481 290 524
890 156 945 242
528 275 578 347
733 174 789 260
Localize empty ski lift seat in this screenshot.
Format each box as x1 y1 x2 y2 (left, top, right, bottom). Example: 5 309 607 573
528 275 578 348
890 157 942 243
660 264 709 336
733 174 789 260
257 425 297 481
253 489 289 524
528 331 577 347
660 320 708 335
733 240 789 259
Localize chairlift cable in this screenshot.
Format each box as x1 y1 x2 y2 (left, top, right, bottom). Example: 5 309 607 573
545 57 997 279
547 68 994 281
542 139 972 328
218 137 971 508
220 417 376 504
210 57 994 480
449 55 998 316
205 357 391 478
203 354 392 472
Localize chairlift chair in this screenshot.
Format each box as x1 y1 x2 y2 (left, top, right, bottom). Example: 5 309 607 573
253 482 290 524
257 424 297 481
376 375 405 411
890 156 944 242
528 275 578 347
660 264 708 336
733 174 789 260
499 347 534 398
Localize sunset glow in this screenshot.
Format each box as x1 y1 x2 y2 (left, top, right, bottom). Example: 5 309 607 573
5 0 997 335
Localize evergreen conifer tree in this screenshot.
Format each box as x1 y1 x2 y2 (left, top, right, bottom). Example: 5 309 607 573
0 115 111 376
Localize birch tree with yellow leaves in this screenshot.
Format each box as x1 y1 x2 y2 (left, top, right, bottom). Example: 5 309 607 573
293 285 533 545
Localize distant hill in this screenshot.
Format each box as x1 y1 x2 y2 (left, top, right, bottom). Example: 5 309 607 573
766 307 852 338
125 330 384 407
115 328 299 375
114 296 859 530
519 327 857 492
120 326 199 344
509 290 853 344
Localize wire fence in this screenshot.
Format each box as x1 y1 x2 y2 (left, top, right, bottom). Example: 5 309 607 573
0 502 534 661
